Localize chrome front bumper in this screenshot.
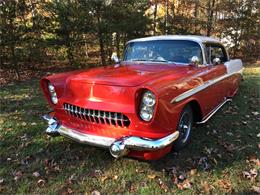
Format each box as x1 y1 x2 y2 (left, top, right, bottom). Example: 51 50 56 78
43 115 179 158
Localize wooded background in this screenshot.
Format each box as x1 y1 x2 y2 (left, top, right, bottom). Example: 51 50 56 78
0 0 259 80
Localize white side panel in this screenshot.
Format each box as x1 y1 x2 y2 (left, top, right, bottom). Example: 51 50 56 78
224 59 243 75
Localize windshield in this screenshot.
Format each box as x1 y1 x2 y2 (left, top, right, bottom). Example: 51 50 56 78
124 40 203 64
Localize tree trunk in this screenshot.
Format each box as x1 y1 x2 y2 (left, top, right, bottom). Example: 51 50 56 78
97 14 105 65
67 45 74 66
194 0 200 34
165 0 169 35
194 0 199 18
206 0 216 36
153 1 158 35
65 32 74 66
171 0 175 19
9 8 20 80
83 34 89 58
11 45 20 80
169 0 175 34
123 33 127 48
115 32 120 56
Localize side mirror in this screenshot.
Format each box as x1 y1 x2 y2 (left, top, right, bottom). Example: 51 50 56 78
212 57 221 65
190 56 200 66
111 52 120 63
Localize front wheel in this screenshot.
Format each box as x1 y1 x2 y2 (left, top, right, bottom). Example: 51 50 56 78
173 105 193 151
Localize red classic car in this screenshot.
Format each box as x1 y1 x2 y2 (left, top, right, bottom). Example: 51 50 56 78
41 35 243 160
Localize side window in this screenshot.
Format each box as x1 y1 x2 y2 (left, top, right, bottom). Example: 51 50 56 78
205 44 228 64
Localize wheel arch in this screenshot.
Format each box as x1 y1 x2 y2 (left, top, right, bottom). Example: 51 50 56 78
187 99 203 123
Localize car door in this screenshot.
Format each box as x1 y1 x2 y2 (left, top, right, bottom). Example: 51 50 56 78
201 43 229 113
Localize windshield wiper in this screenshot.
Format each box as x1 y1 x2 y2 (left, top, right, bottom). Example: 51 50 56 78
130 59 175 64
148 59 176 64
130 59 149 62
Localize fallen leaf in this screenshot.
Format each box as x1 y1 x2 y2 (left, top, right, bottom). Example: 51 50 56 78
257 133 260 138
198 157 210 171
32 172 40 178
212 158 218 165
89 170 102 178
212 129 218 134
113 175 118 180
166 166 177 175
14 171 23 181
157 178 168 192
216 179 232 192
68 174 76 183
203 147 214 155
221 142 237 152
190 169 197 176
178 173 186 181
135 169 145 173
91 190 101 195
242 121 248 125
201 181 214 193
252 186 260 193
21 122 27 126
37 179 46 187
67 188 73 194
147 174 157 179
101 176 109 182
0 178 4 184
21 158 29 166
128 182 136 193
182 180 192 189
252 111 259 116
226 132 233 136
243 169 258 181
249 169 258 177
248 156 260 166
177 180 192 190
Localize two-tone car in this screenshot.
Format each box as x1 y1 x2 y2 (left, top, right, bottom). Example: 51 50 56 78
41 35 243 160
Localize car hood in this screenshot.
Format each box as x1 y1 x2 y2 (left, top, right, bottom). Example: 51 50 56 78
66 63 189 87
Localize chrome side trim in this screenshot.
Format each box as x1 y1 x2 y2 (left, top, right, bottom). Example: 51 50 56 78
171 71 242 103
196 98 232 124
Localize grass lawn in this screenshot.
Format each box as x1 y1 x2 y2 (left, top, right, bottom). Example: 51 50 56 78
0 65 259 194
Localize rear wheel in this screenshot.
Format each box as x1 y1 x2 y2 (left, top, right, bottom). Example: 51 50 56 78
173 105 193 151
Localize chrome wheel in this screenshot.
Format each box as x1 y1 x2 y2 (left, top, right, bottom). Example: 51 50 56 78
173 105 193 151
178 112 192 144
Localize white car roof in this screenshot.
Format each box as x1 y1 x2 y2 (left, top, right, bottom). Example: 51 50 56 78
128 35 221 45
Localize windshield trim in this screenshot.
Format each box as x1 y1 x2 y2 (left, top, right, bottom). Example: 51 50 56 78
123 39 206 65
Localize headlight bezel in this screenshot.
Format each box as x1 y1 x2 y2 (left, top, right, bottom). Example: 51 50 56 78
139 89 157 122
48 82 58 104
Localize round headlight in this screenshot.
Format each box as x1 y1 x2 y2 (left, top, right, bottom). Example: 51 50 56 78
139 90 156 122
48 83 55 93
142 91 156 106
51 95 58 104
140 106 153 121
48 82 58 104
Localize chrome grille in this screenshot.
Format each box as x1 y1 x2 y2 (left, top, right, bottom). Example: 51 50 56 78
63 103 130 128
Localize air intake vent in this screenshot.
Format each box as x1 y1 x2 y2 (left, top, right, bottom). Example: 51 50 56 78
63 103 130 128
